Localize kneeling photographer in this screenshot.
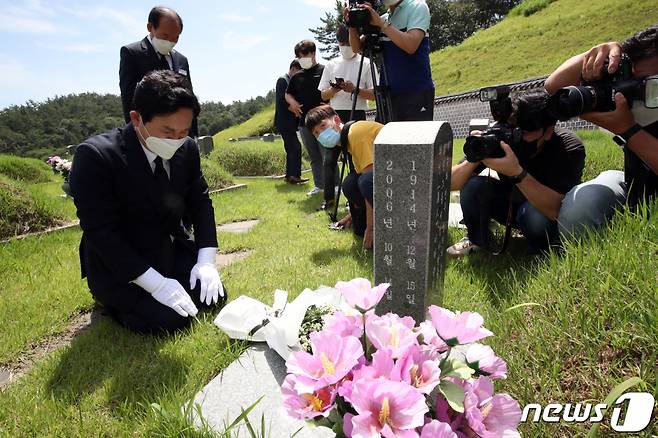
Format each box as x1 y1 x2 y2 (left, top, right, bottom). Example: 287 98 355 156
545 24 658 237
448 91 585 256
305 104 383 250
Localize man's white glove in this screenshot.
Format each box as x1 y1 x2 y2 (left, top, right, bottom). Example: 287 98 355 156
190 247 224 305
132 268 198 317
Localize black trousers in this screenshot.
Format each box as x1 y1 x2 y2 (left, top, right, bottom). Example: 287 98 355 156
390 88 435 122
323 110 367 202
342 171 374 237
280 128 302 178
92 239 226 334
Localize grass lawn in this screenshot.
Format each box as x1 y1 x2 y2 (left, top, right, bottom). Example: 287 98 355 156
0 131 656 436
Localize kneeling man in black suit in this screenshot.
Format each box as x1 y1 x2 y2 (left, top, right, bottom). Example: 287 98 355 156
70 70 226 333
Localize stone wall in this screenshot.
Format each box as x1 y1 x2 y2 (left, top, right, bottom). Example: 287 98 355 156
367 76 599 138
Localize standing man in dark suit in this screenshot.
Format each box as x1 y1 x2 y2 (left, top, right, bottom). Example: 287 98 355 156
69 71 225 333
275 60 307 184
119 6 198 137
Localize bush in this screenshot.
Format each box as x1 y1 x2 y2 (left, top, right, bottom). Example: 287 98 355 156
211 140 309 176
508 0 557 17
0 154 52 183
0 176 61 240
200 158 234 190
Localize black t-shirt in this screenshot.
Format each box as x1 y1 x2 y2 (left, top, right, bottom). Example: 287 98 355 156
625 121 658 208
472 127 585 195
286 63 325 125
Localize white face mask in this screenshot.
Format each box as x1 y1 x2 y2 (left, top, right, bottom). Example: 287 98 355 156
298 57 314 70
631 99 658 127
151 36 176 55
339 45 355 59
138 117 188 160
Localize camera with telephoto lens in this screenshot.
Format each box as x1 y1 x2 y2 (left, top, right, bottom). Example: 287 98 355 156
347 0 382 52
548 54 658 120
463 86 522 163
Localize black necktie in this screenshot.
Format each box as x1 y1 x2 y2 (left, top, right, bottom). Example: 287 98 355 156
158 54 171 70
153 157 171 191
153 157 176 274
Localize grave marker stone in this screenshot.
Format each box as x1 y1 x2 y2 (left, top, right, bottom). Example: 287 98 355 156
197 136 214 155
374 121 453 322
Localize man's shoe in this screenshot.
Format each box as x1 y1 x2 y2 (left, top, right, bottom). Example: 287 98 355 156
446 237 480 257
316 199 335 212
286 176 308 184
306 187 322 196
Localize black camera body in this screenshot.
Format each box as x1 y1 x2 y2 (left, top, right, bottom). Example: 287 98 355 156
464 86 522 163
549 54 639 120
348 0 377 28
463 124 522 163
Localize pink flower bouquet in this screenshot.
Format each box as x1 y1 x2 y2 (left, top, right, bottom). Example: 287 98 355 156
282 278 521 437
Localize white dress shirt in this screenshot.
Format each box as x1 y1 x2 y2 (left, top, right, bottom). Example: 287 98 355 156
141 144 171 178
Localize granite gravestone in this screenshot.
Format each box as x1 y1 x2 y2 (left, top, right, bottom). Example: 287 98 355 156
374 121 453 323
197 136 214 155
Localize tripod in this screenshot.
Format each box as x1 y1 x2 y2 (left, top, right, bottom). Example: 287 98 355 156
329 44 393 222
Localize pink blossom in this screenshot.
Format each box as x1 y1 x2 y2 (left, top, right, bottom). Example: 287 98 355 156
462 378 522 438
335 278 389 311
420 420 458 438
365 313 418 359
392 345 442 394
465 344 508 380
281 374 336 419
323 311 364 338
286 331 363 389
348 378 428 437
418 321 449 353
339 349 397 403
428 306 493 346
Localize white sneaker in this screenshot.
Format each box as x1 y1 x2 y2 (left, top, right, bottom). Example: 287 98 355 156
446 237 480 257
306 187 322 196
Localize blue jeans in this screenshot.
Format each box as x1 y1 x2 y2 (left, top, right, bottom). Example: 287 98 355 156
558 170 626 238
299 125 324 190
460 176 558 252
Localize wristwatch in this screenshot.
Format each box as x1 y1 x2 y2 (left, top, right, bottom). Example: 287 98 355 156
509 168 528 184
613 123 642 146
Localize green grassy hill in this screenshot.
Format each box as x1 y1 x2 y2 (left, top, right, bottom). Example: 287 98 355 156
216 0 657 139
433 0 658 95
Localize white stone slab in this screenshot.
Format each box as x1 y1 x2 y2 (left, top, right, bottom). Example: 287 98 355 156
190 345 335 438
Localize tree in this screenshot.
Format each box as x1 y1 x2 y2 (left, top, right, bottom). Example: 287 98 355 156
308 0 345 60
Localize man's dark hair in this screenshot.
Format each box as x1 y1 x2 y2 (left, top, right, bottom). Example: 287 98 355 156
294 40 316 57
133 70 200 123
148 6 184 31
305 104 337 131
622 23 658 63
336 25 349 44
513 90 557 132
289 59 301 70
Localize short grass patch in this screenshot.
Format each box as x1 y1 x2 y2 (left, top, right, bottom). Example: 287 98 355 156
0 154 52 183
211 139 309 177
212 105 275 144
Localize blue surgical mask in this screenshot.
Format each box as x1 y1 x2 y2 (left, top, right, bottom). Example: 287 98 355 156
318 127 341 148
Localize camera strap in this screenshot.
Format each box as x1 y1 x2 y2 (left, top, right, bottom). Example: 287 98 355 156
340 120 357 174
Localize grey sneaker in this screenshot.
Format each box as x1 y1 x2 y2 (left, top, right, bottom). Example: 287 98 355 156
306 187 322 196
446 237 480 257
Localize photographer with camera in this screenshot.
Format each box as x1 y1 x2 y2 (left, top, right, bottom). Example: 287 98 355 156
545 24 658 237
345 0 434 122
317 25 376 210
305 104 383 250
447 91 585 256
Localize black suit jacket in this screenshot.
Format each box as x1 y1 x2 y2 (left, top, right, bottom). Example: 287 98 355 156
274 74 298 133
119 37 197 136
69 122 217 299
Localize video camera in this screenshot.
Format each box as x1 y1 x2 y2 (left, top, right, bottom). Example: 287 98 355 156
347 0 382 52
464 86 522 163
549 54 658 120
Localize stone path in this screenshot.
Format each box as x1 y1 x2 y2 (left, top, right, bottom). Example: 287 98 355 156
216 249 254 269
217 220 260 234
0 309 99 389
190 345 334 438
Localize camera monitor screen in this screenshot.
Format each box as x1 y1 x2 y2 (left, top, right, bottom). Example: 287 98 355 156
480 87 498 102
645 77 658 108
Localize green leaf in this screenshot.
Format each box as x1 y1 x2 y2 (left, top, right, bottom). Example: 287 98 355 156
224 395 264 432
439 381 466 413
441 358 475 379
586 377 644 438
504 302 542 312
